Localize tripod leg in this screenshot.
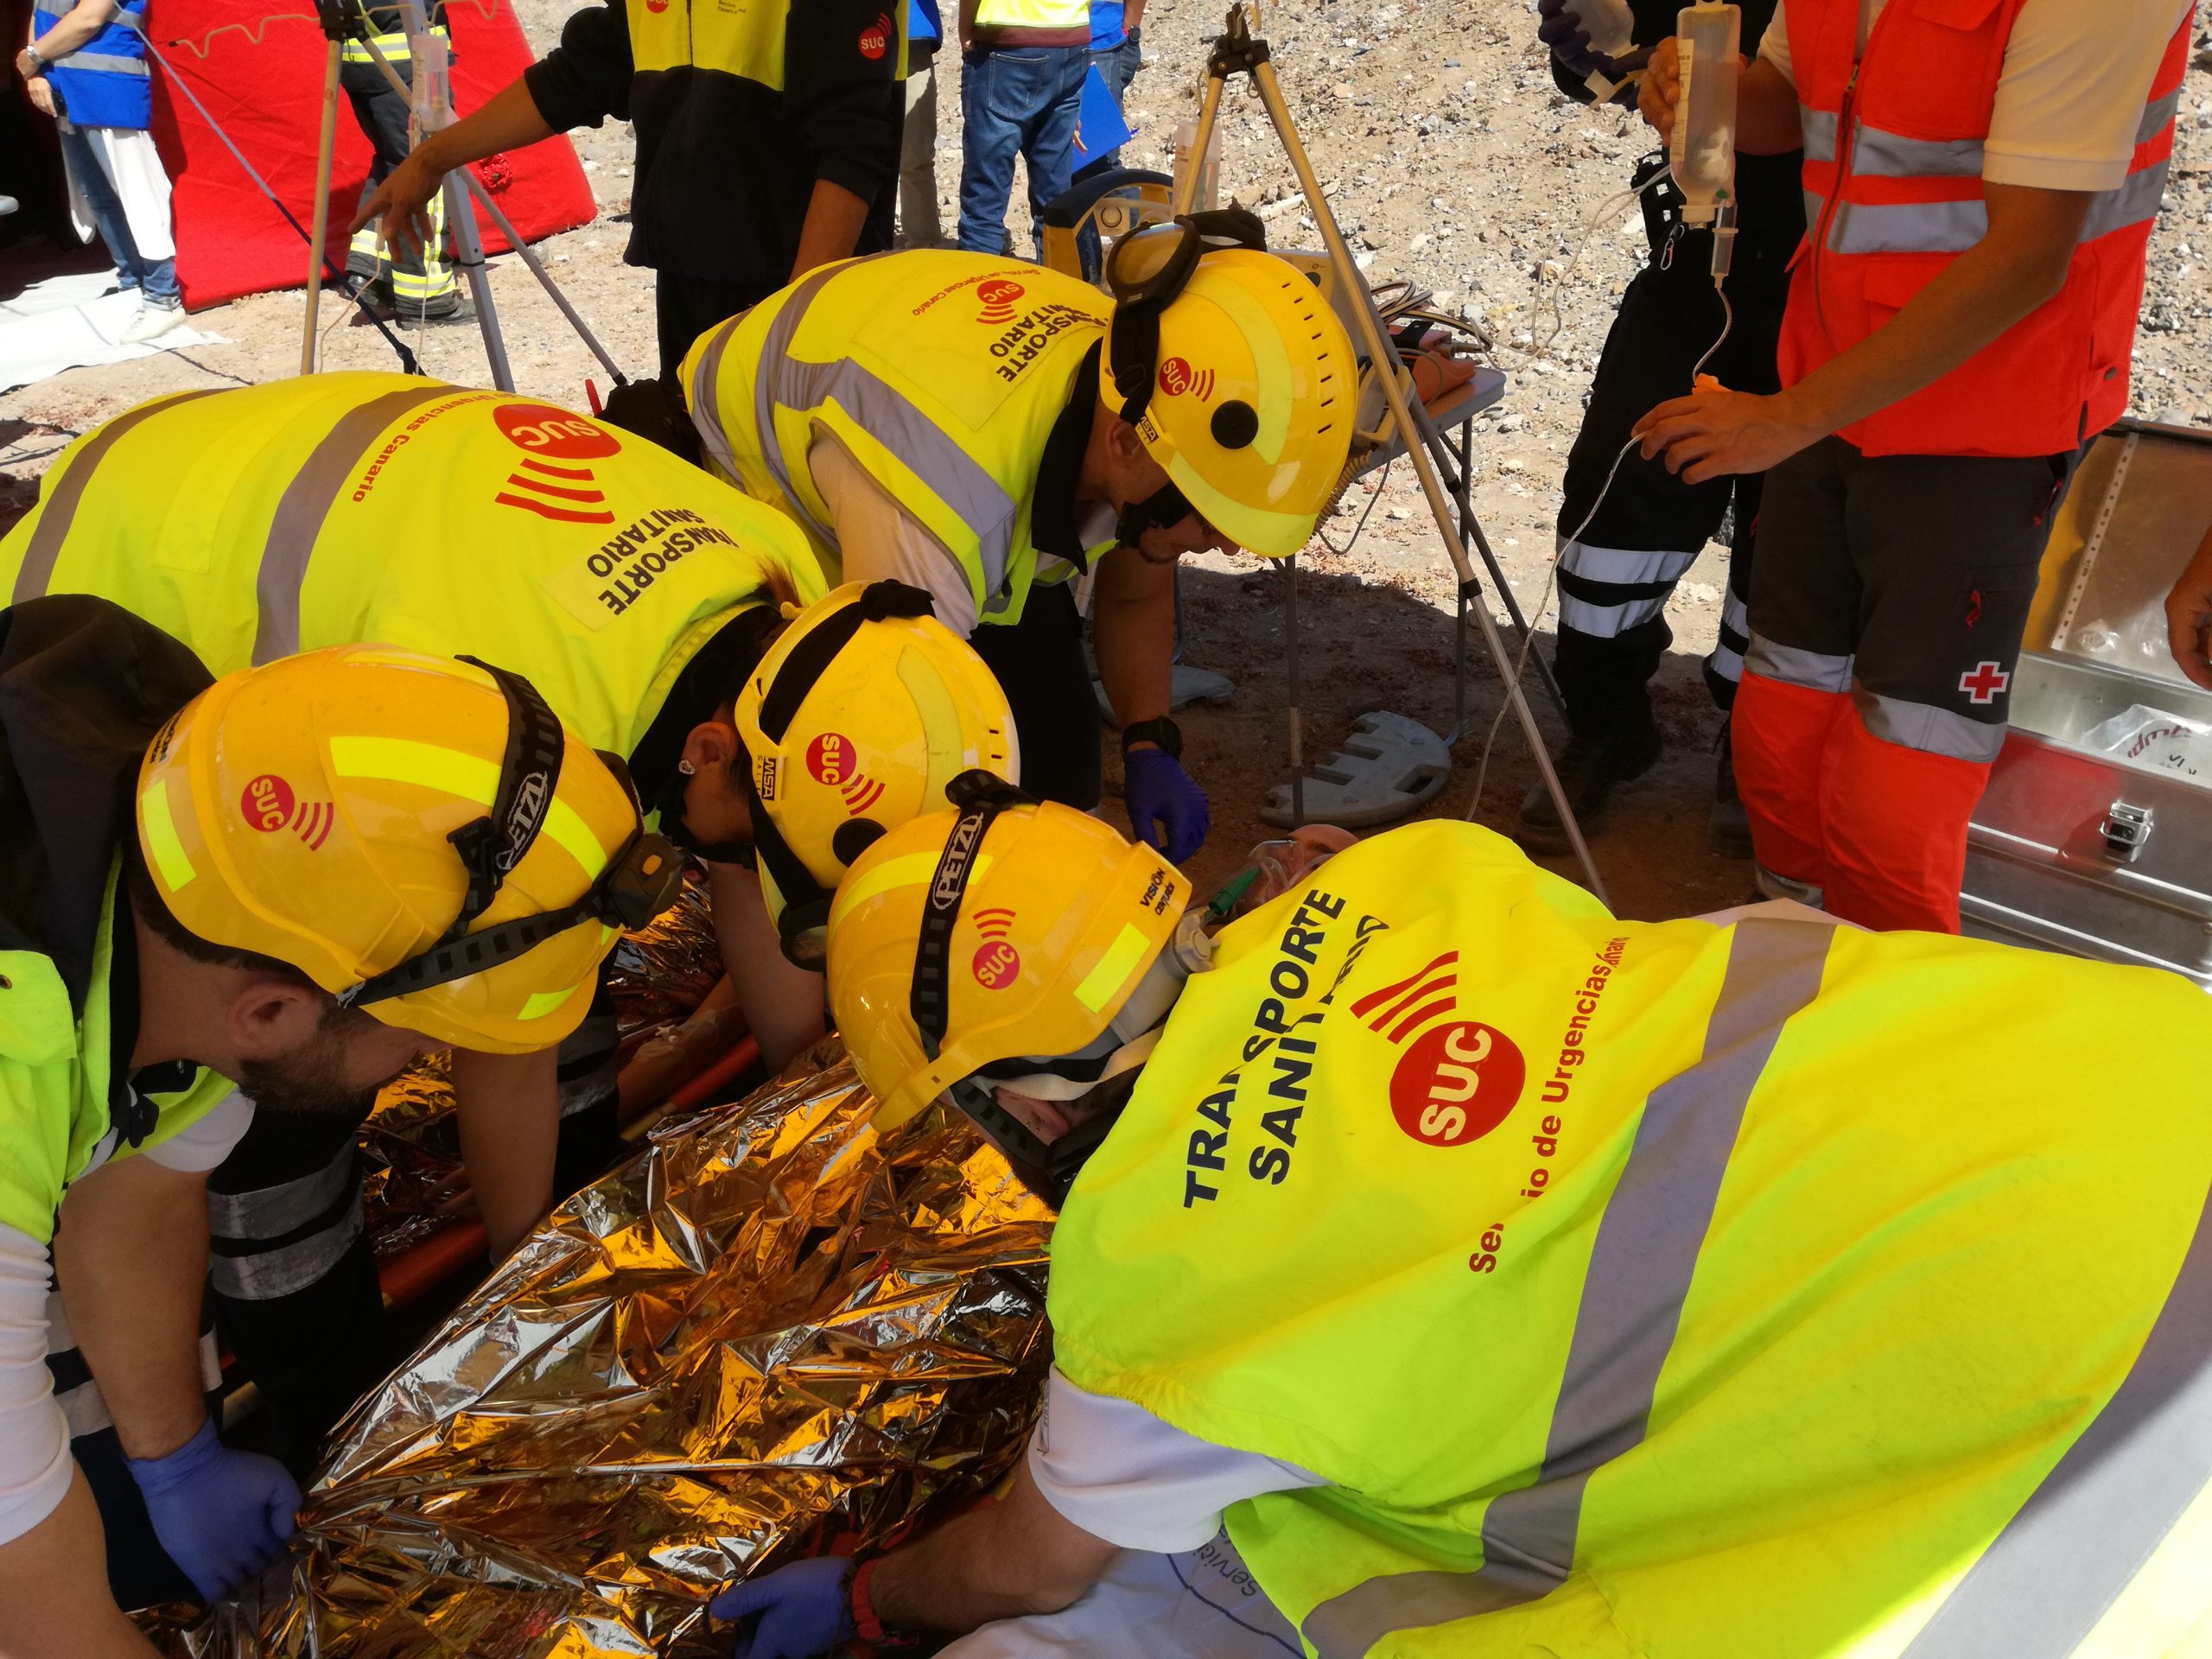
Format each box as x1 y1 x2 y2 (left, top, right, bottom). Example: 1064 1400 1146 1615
301 39 342 374
356 31 626 386
1246 51 1608 903
1170 73 1225 215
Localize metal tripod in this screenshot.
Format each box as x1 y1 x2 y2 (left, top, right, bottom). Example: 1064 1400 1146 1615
1174 5 1607 901
300 0 627 391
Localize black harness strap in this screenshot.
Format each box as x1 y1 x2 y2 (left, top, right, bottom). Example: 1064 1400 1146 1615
909 771 1034 1059
439 656 565 945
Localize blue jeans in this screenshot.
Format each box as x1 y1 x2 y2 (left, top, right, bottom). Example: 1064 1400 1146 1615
59 124 177 305
957 42 1086 257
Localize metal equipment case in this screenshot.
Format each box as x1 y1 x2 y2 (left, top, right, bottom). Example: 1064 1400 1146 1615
1962 419 2212 987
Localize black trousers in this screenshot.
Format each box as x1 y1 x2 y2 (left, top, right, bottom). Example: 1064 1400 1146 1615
655 273 783 382
341 56 455 304
967 582 1103 811
1550 172 1793 741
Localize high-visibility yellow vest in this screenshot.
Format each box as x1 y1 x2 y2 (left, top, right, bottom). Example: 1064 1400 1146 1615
682 251 1109 627
2 864 234 1244
1051 822 2212 1659
0 373 825 760
972 0 1087 30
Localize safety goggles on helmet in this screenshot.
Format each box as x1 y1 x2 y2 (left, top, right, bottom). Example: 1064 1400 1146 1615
338 658 683 1011
1104 208 1269 429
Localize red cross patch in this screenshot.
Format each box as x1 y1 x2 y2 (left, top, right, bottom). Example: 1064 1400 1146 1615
1959 661 2010 705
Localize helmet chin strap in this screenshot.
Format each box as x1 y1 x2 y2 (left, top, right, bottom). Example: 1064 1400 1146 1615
1116 480 1195 551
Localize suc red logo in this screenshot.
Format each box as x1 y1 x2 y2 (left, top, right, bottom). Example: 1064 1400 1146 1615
971 939 1022 989
978 278 1027 323
493 402 621 461
1388 1020 1525 1147
1157 356 1194 396
806 733 855 787
241 773 295 832
859 11 891 57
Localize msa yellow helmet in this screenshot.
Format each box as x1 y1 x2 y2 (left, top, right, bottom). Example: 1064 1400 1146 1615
137 645 681 1054
826 777 1192 1198
1104 218 1357 558
736 582 1018 967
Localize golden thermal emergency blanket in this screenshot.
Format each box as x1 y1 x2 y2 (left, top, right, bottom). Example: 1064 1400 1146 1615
155 1048 1053 1657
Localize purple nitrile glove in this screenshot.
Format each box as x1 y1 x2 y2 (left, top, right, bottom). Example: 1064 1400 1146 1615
1537 0 1649 101
125 1417 300 1602
710 1556 856 1659
1124 746 1210 864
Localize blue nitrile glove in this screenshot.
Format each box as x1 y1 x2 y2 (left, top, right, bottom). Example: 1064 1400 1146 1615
1536 0 1649 103
1124 746 1210 864
125 1418 301 1602
711 1556 855 1659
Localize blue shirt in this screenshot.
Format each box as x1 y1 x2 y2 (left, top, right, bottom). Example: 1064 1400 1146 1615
907 0 942 48
1090 0 1125 50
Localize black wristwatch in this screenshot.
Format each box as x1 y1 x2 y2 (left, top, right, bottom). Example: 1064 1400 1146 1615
1121 715 1182 759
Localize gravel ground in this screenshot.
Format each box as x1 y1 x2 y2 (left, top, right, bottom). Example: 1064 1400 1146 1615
5 0 2209 919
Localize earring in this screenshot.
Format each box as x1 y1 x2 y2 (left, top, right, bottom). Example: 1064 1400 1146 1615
678 760 696 776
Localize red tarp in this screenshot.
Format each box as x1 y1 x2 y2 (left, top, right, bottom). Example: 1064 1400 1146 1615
147 0 597 308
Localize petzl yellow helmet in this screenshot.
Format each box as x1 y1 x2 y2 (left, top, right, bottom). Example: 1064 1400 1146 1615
1104 218 1357 558
737 581 1019 966
137 645 681 1054
826 777 1191 1166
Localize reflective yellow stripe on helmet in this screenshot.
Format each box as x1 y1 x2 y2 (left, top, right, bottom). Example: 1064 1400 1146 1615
1074 923 1151 1014
327 737 613 879
138 779 196 892
1204 273 1295 459
830 849 996 929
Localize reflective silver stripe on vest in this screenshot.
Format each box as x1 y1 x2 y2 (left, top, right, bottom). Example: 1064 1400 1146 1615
253 383 456 663
1897 1180 2212 1658
1745 635 1854 695
689 313 752 488
1853 124 1982 179
11 390 219 603
58 50 149 73
2078 158 2171 245
207 1139 358 1240
747 260 1020 600
208 1205 365 1300
1825 157 2168 256
1801 108 1837 163
2138 86 2183 146
1853 685 2006 764
1301 920 1837 1659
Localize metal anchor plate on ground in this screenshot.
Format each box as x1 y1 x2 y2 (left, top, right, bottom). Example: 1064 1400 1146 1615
1262 711 1451 828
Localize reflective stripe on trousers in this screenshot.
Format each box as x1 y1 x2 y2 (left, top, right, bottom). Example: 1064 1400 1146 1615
1300 918 1836 1657
1555 537 1699 640
11 391 220 602
710 258 1021 599
1746 639 2003 764
207 1137 365 1302
252 383 462 661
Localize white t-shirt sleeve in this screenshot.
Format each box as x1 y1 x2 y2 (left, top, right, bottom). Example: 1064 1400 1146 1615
1026 1367 1325 1554
805 431 982 637
1981 0 2190 191
139 1088 253 1174
1758 0 1796 87
0 1224 71 1547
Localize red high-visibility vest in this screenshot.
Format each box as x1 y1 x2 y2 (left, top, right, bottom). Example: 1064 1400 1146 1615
1777 0 2192 459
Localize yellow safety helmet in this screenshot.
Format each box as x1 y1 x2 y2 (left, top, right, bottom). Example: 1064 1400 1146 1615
736 581 1019 966
827 777 1192 1195
137 645 682 1054
1104 216 1357 558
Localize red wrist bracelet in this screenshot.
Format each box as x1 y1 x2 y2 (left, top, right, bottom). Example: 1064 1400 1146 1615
849 1555 893 1644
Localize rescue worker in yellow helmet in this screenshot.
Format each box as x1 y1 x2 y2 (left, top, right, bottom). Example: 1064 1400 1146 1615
679 213 1358 865
719 793 2212 1656
0 372 1009 1465
0 595 667 1649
